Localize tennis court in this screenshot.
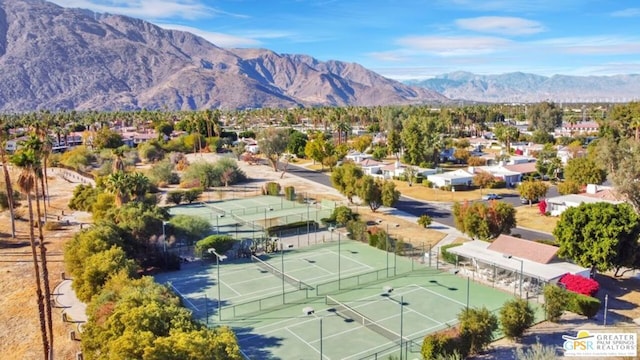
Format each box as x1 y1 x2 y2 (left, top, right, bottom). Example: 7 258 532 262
232 266 516 360
155 237 525 359
154 239 416 323
168 195 336 247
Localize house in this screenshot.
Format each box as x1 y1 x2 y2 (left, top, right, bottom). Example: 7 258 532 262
447 235 590 293
427 169 473 188
344 150 372 163
503 162 537 179
556 145 586 164
545 186 623 216
468 165 522 187
556 121 600 136
358 158 384 176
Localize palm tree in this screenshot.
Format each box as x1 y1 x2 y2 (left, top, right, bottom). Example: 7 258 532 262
0 121 17 238
11 148 50 359
105 172 132 206
128 172 150 202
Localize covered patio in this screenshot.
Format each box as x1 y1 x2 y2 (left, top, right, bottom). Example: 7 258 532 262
447 235 590 298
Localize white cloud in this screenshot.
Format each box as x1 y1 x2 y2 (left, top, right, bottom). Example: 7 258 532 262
366 50 411 62
157 24 260 47
537 36 640 55
611 8 640 17
396 35 512 56
49 0 245 20
455 16 545 35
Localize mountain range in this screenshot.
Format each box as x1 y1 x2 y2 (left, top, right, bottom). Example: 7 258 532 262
0 0 447 112
406 71 640 104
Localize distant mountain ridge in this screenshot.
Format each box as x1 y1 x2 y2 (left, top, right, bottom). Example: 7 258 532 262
0 0 447 112
406 71 640 103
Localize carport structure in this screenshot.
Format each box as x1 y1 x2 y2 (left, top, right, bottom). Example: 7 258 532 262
447 235 590 298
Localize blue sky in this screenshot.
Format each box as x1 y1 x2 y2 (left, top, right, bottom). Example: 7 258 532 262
50 0 640 80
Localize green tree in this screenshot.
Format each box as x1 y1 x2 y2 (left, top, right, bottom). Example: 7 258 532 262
564 157 606 186
527 101 563 133
170 214 212 244
304 132 332 169
331 161 364 203
499 298 535 339
381 180 400 208
554 202 640 277
287 130 308 158
596 137 640 211
352 134 373 152
557 180 581 195
494 123 519 153
403 165 418 186
472 171 495 194
258 127 290 171
535 144 562 179
458 306 498 355
92 126 124 149
517 180 549 206
453 201 516 240
386 129 402 159
356 175 384 212
73 247 138 302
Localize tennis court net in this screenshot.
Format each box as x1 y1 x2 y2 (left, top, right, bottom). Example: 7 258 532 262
251 255 313 290
326 295 404 343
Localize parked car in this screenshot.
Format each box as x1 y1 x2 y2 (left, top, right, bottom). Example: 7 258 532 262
521 197 539 204
482 193 502 200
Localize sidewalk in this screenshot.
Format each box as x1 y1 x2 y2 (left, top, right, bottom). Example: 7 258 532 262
53 279 87 331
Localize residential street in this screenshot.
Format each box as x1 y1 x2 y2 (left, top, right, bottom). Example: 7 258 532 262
287 163 554 241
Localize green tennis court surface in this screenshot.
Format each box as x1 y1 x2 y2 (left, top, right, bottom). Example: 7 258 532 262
155 239 520 359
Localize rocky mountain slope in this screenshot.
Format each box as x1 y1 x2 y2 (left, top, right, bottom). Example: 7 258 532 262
406 71 640 103
0 0 447 112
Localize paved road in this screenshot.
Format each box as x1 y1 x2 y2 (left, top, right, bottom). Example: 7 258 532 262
287 164 554 241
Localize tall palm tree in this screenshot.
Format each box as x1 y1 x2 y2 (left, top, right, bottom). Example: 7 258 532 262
11 148 50 359
0 121 17 238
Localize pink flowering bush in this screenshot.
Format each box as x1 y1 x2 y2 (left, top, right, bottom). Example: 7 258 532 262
559 273 599 297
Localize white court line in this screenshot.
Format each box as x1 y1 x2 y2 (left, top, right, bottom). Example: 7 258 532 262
408 283 466 307
218 277 242 296
168 283 200 311
382 286 444 326
326 250 375 270
285 327 328 360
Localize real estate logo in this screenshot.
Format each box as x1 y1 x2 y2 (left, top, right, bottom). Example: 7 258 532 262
562 330 637 357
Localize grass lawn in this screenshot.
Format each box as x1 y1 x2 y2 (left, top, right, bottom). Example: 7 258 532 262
515 205 559 234
393 180 518 202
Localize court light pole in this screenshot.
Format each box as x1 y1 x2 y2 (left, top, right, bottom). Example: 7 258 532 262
400 295 404 360
209 248 228 321
338 230 341 290
162 221 168 265
503 254 524 298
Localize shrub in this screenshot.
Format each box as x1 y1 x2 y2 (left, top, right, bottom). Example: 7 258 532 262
422 179 432 187
68 184 100 211
44 221 65 231
346 220 367 242
559 273 599 297
166 191 184 205
183 188 203 203
284 186 295 201
458 307 498 355
566 292 601 318
422 332 454 360
500 298 535 339
266 221 317 237
263 182 281 196
543 284 567 322
489 179 506 189
441 243 462 264
417 214 432 228
196 235 235 258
